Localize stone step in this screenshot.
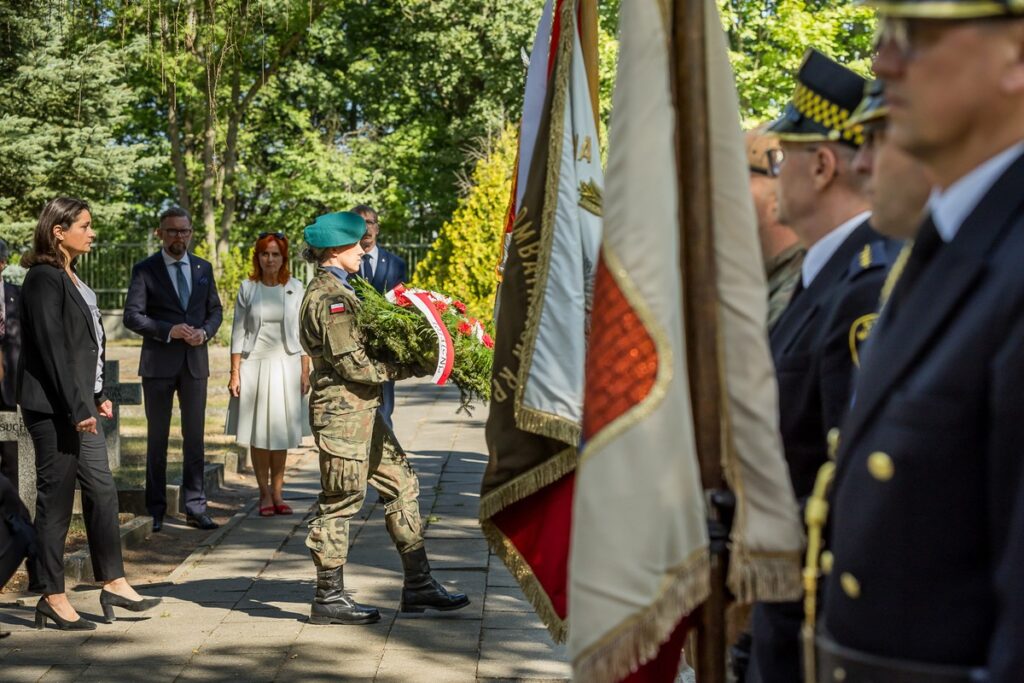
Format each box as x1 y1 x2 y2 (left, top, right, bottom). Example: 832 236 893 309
107 462 225 516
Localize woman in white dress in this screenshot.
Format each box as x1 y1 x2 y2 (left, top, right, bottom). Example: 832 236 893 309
227 233 310 516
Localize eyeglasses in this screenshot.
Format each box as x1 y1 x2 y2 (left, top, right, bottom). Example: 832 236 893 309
258 231 287 241
364 220 379 226
163 229 193 238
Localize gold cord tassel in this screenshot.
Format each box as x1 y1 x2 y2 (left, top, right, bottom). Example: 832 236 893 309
802 461 836 683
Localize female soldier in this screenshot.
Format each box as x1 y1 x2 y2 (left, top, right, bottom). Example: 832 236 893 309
298 211 469 625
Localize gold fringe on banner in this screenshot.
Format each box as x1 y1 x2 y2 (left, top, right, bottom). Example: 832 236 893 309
572 549 711 683
481 519 568 643
479 446 577 521
512 407 581 447
727 548 804 604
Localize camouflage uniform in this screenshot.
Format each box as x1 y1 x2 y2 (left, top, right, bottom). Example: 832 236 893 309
299 268 422 570
765 244 806 331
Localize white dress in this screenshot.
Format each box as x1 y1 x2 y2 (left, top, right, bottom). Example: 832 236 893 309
226 283 309 449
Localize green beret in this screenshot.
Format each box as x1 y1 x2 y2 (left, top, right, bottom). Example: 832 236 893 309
303 212 366 248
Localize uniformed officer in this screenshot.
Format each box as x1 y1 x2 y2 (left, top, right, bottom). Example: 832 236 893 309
299 211 469 625
746 50 902 683
849 79 935 241
815 2 1024 681
746 125 806 330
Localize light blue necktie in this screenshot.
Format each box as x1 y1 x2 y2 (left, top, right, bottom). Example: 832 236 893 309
173 261 190 310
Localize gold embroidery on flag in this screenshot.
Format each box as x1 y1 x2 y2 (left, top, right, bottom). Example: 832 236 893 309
578 179 603 216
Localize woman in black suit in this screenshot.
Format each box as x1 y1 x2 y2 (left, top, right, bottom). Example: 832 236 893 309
18 197 159 630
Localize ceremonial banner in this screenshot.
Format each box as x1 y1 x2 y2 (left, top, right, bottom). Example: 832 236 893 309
568 1 803 680
496 0 555 284
482 0 602 642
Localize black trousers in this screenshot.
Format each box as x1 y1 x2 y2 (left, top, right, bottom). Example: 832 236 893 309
22 409 124 594
143 371 208 519
0 440 16 488
747 599 805 683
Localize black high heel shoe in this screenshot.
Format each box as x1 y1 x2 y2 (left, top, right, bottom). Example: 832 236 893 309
35 599 97 631
99 589 162 623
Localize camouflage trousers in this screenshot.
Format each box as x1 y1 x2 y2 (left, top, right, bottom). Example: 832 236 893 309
306 408 423 570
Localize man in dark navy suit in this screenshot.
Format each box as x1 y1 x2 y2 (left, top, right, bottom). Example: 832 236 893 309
123 207 223 531
0 239 21 484
814 3 1024 682
745 50 901 683
352 204 407 431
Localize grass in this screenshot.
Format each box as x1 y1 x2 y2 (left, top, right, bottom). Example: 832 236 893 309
105 344 246 485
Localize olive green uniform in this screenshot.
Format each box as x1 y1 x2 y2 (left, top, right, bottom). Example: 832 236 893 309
299 268 423 570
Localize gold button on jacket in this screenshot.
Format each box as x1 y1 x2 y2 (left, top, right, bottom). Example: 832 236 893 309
867 451 894 481
841 572 861 599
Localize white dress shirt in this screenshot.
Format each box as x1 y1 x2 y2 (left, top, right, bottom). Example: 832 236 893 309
801 211 872 287
363 245 379 278
929 142 1024 244
162 249 193 300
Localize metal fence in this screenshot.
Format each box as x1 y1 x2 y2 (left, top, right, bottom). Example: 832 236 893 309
75 240 433 310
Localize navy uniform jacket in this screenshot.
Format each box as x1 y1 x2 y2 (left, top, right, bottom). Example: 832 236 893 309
770 220 899 500
0 281 21 410
824 151 1024 681
365 246 407 294
122 252 223 379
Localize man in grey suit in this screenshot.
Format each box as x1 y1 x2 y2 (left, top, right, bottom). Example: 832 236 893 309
123 207 223 532
352 205 407 431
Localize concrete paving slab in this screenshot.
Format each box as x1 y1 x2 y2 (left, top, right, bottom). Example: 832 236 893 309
483 586 535 613
375 647 479 683
384 616 482 652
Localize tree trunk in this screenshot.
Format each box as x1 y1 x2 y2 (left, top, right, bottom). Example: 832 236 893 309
166 82 192 215
218 62 242 257
201 70 218 270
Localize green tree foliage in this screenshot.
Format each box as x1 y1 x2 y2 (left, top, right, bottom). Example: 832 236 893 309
718 0 877 125
415 125 517 325
0 2 159 244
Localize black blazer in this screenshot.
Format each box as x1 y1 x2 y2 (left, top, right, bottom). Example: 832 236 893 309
823 151 1024 680
769 219 900 499
122 252 222 379
16 264 106 424
1 281 21 410
367 246 407 294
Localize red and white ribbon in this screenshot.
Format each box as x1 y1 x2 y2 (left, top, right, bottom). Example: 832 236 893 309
386 286 455 385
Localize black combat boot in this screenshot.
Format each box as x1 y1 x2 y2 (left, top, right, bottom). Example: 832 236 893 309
309 567 381 625
399 548 471 613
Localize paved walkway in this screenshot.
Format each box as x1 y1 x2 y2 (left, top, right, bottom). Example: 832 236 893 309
0 379 570 682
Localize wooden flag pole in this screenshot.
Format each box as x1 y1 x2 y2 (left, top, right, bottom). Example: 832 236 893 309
672 0 730 681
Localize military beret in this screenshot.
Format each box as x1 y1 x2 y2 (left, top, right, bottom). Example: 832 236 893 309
847 79 888 130
862 0 1024 18
768 48 868 147
303 212 366 248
